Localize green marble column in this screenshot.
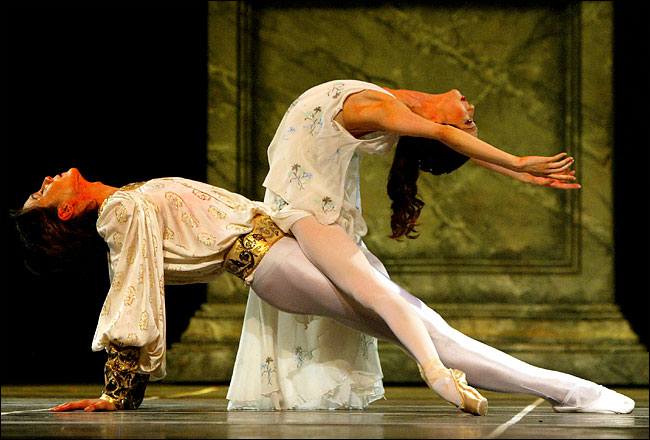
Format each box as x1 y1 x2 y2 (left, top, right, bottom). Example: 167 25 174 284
166 1 648 385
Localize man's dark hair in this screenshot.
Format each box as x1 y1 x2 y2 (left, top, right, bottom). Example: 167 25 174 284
11 206 107 275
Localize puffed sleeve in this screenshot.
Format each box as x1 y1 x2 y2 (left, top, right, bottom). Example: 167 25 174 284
93 192 167 380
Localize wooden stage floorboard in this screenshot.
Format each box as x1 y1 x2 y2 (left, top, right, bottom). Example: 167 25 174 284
2 384 648 439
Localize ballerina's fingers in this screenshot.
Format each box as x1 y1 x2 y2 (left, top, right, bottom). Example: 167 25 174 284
517 153 574 177
541 170 580 189
537 156 575 180
547 172 576 181
547 180 581 189
548 156 575 173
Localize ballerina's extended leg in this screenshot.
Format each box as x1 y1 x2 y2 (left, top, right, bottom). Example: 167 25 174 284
253 236 634 415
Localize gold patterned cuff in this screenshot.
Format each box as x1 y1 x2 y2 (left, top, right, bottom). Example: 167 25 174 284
102 342 149 410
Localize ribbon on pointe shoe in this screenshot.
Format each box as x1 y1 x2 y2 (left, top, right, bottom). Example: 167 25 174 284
419 360 488 416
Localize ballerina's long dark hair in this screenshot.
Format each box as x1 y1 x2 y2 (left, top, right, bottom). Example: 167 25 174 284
387 136 470 240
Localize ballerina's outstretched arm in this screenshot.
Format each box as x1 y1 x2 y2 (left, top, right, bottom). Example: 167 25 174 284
340 89 577 181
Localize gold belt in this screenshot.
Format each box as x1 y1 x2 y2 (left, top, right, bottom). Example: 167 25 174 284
223 214 285 282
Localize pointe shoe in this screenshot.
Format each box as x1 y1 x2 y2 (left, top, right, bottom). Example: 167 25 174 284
419 362 488 416
552 385 635 414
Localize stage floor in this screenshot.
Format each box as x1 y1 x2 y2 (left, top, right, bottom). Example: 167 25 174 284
2 384 648 439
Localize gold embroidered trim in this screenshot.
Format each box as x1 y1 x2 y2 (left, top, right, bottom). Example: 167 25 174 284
120 182 147 192
223 214 284 281
98 196 110 218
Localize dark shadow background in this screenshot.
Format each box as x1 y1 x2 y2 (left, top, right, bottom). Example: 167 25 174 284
3 2 648 385
4 4 208 383
612 2 650 353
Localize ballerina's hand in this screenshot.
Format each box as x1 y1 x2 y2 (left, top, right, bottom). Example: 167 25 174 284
50 398 117 412
526 170 581 189
515 153 576 180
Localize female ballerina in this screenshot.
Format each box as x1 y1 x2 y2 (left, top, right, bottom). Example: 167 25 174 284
14 168 633 415
230 79 631 414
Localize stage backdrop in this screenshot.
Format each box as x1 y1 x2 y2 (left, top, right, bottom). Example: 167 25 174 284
166 1 648 385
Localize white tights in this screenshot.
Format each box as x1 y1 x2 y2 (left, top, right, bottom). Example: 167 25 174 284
252 235 602 407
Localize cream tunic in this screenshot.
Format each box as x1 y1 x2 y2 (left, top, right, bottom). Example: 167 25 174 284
92 178 272 380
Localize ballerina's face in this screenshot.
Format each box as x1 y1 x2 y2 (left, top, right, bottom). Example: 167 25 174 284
439 89 477 137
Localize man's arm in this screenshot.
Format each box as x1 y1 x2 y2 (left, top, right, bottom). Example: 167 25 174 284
50 342 149 412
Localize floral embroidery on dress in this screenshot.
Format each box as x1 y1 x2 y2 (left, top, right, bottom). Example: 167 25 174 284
288 164 313 190
271 195 288 211
261 356 277 386
294 314 315 329
303 106 323 135
320 196 335 214
294 346 314 369
328 147 342 164
327 81 344 99
282 126 296 141
359 333 376 360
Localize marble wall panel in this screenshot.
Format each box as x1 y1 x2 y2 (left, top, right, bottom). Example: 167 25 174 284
242 3 586 304
182 1 648 385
